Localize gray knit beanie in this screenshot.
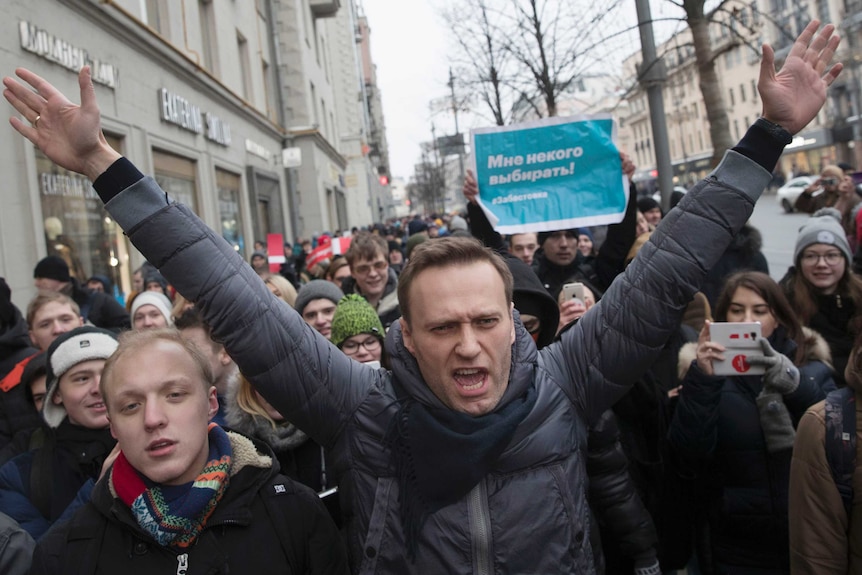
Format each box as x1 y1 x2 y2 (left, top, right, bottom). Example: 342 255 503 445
794 207 852 264
294 280 344 314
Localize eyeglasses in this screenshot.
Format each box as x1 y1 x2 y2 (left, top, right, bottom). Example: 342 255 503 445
352 260 388 276
341 336 381 354
800 251 843 266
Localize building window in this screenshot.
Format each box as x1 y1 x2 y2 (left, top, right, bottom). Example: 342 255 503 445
216 169 244 253
733 119 740 140
37 134 131 295
145 0 169 36
729 88 735 107
740 83 746 103
310 82 318 125
237 31 253 101
752 79 758 102
199 0 219 76
153 150 198 213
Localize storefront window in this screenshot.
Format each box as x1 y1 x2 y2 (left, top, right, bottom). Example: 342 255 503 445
36 134 130 298
216 168 244 252
153 149 198 212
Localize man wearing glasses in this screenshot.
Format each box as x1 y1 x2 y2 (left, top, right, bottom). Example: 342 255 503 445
341 232 401 329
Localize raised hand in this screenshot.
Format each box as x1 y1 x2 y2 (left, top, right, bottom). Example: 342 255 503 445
759 20 843 134
3 66 120 180
463 169 479 205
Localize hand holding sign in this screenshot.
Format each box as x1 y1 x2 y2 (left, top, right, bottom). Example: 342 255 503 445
470 115 628 235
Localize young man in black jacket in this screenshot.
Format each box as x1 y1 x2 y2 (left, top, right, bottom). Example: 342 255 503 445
29 329 347 575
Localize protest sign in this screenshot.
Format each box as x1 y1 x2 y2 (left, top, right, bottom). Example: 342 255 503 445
267 233 285 273
306 236 352 269
470 114 627 234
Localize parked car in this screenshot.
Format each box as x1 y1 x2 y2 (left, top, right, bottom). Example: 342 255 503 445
777 176 815 213
651 186 689 206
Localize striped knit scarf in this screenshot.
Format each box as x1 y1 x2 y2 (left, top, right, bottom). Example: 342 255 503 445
110 423 232 548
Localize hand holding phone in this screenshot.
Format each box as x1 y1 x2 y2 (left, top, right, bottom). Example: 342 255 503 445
562 282 585 302
709 322 766 376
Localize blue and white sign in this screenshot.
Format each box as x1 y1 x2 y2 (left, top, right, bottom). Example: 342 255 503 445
471 114 628 234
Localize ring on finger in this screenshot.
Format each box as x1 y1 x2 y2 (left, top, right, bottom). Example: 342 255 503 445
32 114 41 128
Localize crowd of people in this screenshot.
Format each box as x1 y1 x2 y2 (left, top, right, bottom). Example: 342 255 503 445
0 19 853 575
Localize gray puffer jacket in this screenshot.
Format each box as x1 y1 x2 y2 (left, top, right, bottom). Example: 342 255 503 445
102 151 769 574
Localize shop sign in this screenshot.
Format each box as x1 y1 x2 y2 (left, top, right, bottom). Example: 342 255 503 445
19 21 118 89
158 88 232 146
245 139 273 161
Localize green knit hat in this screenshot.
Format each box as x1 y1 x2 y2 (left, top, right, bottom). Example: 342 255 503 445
330 294 385 348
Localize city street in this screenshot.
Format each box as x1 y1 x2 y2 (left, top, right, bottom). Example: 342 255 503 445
748 192 811 282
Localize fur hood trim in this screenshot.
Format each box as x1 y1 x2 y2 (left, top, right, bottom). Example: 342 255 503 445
677 326 833 380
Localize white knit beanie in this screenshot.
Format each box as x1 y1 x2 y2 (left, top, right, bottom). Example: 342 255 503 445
43 326 119 428
130 291 174 326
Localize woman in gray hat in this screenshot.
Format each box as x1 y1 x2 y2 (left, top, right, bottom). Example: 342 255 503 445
780 208 862 386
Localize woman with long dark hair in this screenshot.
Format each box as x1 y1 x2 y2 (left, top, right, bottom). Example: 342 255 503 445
670 271 834 574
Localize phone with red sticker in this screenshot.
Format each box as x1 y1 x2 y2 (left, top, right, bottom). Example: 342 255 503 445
709 322 766 376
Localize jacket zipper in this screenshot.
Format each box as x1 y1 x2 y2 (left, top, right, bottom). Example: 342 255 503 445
468 479 493 575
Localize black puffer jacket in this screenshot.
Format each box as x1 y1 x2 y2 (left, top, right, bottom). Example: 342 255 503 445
532 182 638 298
701 224 769 308
29 431 348 575
587 410 658 574
669 328 833 572
64 279 130 332
94 146 770 573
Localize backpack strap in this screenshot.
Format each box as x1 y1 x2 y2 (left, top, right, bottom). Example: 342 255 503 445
824 387 856 517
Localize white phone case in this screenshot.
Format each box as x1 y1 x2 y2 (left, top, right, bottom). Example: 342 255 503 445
709 322 766 376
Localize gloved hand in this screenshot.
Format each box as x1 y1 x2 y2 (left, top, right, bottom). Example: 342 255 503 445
748 338 799 395
756 392 796 452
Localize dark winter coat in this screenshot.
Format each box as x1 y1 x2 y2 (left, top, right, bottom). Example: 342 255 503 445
0 422 114 540
29 431 348 575
669 328 833 572
224 386 341 526
531 182 638 298
0 305 40 448
701 224 770 308
65 279 130 332
92 145 770 573
587 410 658 574
780 266 858 387
612 324 698 570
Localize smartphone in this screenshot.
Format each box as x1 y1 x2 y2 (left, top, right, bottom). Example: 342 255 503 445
709 321 766 376
562 282 585 302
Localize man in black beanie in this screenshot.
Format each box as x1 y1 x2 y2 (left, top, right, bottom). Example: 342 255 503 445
32 256 129 332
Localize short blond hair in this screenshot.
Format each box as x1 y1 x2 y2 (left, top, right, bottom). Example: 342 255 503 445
100 328 214 410
27 292 79 327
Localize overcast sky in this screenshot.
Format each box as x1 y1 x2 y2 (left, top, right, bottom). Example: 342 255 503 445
358 0 683 180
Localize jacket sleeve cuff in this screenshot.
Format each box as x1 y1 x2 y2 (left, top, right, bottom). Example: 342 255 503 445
92 157 146 204
731 121 787 174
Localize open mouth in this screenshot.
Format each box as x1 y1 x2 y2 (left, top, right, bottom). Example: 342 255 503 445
453 368 488 391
